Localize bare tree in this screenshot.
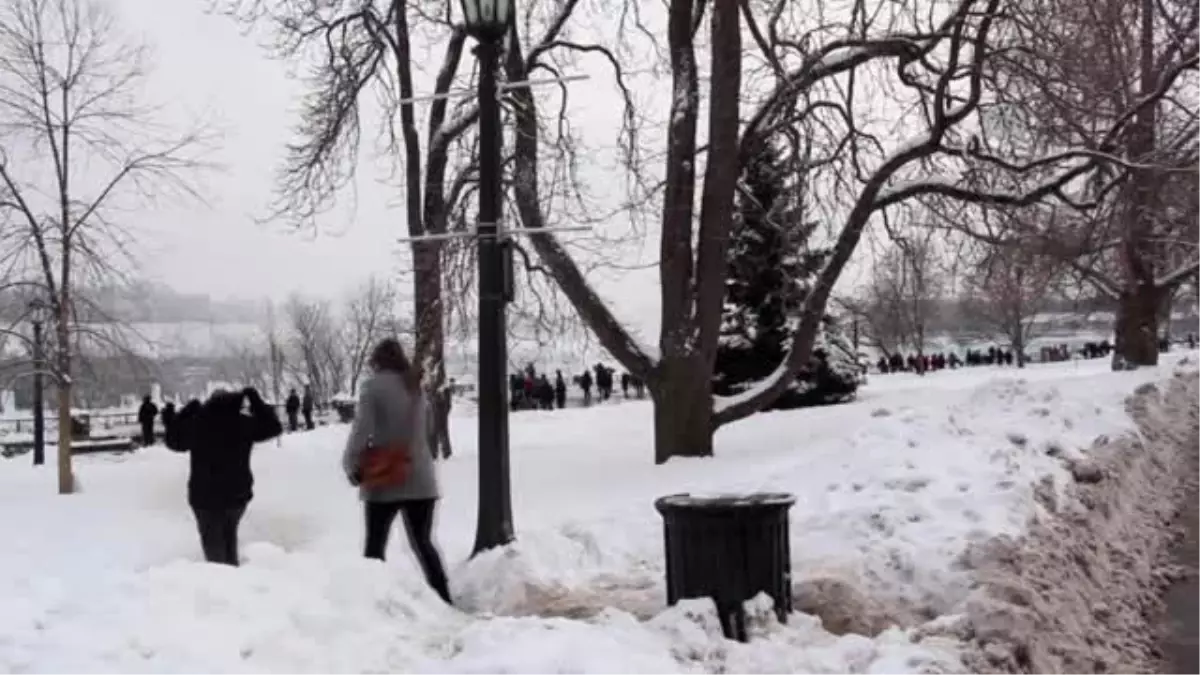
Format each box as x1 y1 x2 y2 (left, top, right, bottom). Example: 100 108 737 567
264 299 286 405
211 0 457 421
224 0 1180 464
505 0 1128 462
284 294 343 404
967 0 1199 367
837 293 905 361
212 337 270 393
940 199 1075 365
218 2 495 432
960 249 1075 365
216 0 648 444
342 275 398 394
858 225 945 366
0 0 211 492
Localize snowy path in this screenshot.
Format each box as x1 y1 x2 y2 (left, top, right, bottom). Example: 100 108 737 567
0 355 1194 672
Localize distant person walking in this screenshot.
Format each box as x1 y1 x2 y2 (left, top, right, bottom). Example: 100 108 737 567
137 395 158 447
161 401 177 439
432 379 453 460
302 385 315 431
285 389 300 432
343 338 452 605
167 387 282 566
579 369 593 406
554 370 567 409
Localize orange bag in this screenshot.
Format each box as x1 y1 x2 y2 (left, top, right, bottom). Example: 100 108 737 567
360 440 412 490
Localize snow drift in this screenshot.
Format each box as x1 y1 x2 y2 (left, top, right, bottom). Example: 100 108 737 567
0 355 1195 672
949 362 1200 673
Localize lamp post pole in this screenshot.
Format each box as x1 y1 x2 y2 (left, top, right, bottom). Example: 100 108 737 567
471 31 514 556
31 313 45 467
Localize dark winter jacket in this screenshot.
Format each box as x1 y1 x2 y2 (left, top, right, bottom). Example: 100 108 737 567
161 402 177 434
301 392 314 414
285 394 300 415
138 399 158 426
169 389 283 509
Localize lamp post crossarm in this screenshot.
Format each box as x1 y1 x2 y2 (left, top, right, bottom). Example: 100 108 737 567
397 224 593 244
392 74 591 107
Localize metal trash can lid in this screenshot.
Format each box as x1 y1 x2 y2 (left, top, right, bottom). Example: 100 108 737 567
654 492 796 514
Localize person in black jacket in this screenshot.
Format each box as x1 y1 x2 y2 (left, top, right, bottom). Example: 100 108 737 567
168 387 282 566
301 384 315 431
160 401 176 439
137 395 158 447
284 389 300 432
554 370 567 409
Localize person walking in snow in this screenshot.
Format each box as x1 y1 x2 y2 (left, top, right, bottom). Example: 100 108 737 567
137 395 158 447
594 363 613 401
431 379 453 460
161 401 177 439
167 387 282 566
285 389 300 432
554 370 567 409
343 338 452 605
302 384 315 430
579 369 593 406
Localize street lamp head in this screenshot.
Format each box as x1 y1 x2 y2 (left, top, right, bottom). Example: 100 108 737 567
27 298 51 324
459 0 513 41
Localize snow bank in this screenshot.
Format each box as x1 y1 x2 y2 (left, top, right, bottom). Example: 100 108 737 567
949 361 1200 673
0 355 1194 672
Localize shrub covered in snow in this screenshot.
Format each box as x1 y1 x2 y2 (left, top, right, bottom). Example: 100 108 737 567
713 141 862 410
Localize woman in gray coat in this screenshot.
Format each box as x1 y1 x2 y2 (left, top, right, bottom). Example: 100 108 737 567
343 338 451 604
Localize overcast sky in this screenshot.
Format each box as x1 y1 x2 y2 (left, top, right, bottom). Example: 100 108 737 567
113 0 404 302
102 0 667 342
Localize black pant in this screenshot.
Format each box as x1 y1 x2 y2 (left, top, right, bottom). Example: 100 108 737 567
193 505 246 566
303 410 314 430
364 500 452 604
287 412 298 432
141 423 154 446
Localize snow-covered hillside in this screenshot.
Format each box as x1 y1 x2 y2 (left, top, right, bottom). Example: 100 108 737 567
0 353 1194 672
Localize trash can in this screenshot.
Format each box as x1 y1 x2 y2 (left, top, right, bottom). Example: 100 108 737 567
654 492 796 642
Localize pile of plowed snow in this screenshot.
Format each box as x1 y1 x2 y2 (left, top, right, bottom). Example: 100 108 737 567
941 363 1199 673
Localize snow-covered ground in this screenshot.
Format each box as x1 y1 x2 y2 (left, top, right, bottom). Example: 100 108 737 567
0 354 1194 672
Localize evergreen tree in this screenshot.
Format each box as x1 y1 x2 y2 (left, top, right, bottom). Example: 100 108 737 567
713 143 864 409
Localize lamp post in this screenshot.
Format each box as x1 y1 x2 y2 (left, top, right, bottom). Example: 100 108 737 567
460 0 516 556
28 299 49 467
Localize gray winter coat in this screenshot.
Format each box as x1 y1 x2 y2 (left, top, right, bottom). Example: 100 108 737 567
342 370 440 502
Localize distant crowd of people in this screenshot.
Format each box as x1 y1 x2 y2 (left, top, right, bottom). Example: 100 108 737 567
146 338 453 605
509 362 645 411
873 334 1197 376
874 346 1021 374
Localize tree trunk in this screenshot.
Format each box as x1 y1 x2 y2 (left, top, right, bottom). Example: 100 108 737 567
652 356 714 464
412 242 449 455
55 318 73 494
1012 321 1027 368
1113 285 1161 369
56 383 73 494
1110 0 1161 373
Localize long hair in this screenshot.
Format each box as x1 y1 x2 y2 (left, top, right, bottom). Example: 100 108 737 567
369 337 421 392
